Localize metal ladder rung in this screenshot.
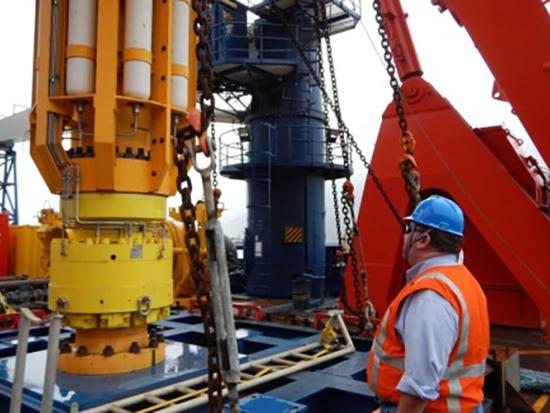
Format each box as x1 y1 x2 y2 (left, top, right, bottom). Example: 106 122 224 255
272 357 297 366
293 352 314 360
254 363 283 370
250 363 271 370
109 407 133 413
240 372 255 380
144 395 166 405
175 385 196 394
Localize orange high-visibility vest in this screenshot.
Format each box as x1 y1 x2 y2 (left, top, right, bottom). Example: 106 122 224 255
367 265 489 412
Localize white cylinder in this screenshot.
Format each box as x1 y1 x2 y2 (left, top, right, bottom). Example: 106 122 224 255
66 0 97 95
172 76 189 108
123 0 153 99
171 0 190 108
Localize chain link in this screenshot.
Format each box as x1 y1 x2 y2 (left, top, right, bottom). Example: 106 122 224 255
312 1 367 333
313 3 343 248
175 1 223 411
211 112 218 188
274 0 404 332
273 2 403 226
174 150 224 412
372 0 421 211
194 0 215 133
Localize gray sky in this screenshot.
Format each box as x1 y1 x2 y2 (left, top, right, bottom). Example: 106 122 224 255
0 1 543 240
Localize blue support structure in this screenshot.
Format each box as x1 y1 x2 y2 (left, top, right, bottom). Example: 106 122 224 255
217 0 360 298
0 143 18 225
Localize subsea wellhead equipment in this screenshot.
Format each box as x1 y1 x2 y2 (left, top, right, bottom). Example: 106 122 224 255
30 0 196 374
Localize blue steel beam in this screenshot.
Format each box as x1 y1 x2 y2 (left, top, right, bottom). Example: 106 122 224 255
0 143 18 225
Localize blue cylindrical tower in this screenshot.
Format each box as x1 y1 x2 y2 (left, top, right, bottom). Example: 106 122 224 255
216 0 360 298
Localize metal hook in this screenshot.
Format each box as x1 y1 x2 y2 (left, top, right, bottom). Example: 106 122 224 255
189 135 216 175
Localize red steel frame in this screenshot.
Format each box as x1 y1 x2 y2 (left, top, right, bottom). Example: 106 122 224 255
346 0 550 332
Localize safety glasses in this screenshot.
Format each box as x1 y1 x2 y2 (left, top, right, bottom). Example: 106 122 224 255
403 222 415 234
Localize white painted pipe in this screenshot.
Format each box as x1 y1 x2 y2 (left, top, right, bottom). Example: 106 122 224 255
171 0 190 108
40 314 63 413
66 0 97 95
123 0 153 99
9 309 44 413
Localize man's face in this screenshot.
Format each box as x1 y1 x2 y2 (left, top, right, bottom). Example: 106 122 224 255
402 221 415 262
402 221 432 265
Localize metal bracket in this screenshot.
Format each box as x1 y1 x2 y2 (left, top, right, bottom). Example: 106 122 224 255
137 296 152 316
56 297 68 316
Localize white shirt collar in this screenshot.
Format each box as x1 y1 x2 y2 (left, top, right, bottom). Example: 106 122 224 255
405 253 460 283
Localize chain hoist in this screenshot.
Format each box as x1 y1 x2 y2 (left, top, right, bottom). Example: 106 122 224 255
312 3 343 248
273 2 403 226
312 1 374 333
373 0 421 211
174 1 224 411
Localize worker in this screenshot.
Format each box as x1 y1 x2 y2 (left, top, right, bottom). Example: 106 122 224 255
367 195 489 413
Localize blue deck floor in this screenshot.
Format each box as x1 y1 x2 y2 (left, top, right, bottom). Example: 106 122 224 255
0 311 377 412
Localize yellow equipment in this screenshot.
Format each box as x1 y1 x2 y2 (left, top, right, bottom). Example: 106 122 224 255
167 203 215 308
8 225 44 278
31 0 196 375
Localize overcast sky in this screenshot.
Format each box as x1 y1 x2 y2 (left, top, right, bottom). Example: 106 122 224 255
0 1 545 240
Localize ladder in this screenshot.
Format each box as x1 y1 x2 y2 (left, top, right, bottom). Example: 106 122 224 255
83 312 354 413
250 124 274 294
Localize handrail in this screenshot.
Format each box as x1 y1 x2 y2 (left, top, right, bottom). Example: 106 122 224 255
219 124 349 168
211 20 306 62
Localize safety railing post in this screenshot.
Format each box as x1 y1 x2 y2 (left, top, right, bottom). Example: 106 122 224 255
40 313 63 413
9 308 42 413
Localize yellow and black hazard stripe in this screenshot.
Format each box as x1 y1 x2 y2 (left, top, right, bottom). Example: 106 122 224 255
284 226 303 244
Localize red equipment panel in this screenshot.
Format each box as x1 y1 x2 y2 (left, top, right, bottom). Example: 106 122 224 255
348 0 550 334
353 77 550 331
434 0 550 164
0 214 8 276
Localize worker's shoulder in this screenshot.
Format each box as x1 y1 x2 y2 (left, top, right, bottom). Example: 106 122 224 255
402 288 454 313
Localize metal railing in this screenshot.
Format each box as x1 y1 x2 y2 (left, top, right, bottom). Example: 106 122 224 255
9 309 63 413
219 124 350 169
212 20 311 64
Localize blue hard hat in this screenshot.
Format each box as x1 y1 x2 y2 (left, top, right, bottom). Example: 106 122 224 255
404 195 464 237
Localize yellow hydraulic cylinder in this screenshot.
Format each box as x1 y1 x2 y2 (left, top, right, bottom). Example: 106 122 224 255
30 0 196 375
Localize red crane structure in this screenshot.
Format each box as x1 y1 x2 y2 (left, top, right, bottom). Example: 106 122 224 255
348 0 550 333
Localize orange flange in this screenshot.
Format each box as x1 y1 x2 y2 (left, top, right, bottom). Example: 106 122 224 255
58 325 165 375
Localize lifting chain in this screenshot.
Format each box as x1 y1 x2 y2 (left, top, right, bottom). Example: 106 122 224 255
211 112 218 189
174 1 223 411
312 3 342 248
313 1 371 333
273 2 403 227
174 155 223 412
195 0 215 133
373 0 421 211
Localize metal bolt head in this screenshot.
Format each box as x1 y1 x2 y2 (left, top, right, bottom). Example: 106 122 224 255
129 341 141 354
59 341 72 354
102 345 114 357
76 345 89 357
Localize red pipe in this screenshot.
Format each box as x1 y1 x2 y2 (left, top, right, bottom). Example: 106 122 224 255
380 0 423 81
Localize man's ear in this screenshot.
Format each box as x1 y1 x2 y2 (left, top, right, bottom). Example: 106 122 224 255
417 232 431 249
